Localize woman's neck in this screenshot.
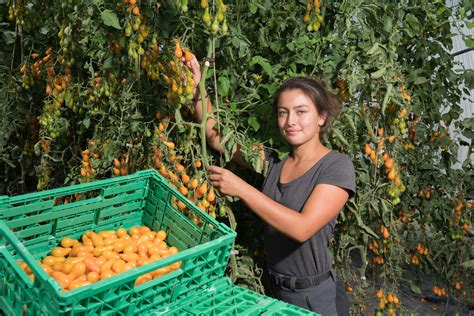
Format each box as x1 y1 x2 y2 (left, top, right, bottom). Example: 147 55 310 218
290 141 329 164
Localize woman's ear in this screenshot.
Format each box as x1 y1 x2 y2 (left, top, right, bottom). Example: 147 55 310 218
318 113 327 127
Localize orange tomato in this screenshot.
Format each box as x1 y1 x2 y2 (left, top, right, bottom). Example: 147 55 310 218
194 160 202 168
179 185 188 196
184 51 193 62
60 237 75 248
156 230 167 241
61 261 75 274
198 182 208 195
69 262 86 280
52 271 72 290
121 253 140 262
207 187 216 202
181 173 190 184
169 246 178 255
387 169 396 181
384 158 394 169
129 227 140 235
163 141 175 150
376 289 383 299
52 247 71 258
84 258 101 274
135 273 152 286
174 42 183 59
87 271 100 282
364 144 373 155
112 259 126 274
116 228 127 237
100 269 115 280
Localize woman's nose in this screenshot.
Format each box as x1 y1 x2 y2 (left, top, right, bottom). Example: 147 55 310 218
286 112 296 125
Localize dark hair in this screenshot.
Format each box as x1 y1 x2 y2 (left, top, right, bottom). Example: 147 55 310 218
273 77 341 140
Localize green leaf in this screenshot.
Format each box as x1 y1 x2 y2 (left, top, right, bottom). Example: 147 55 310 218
371 67 386 79
83 118 90 128
465 69 474 89
414 76 427 85
39 26 50 35
463 129 474 140
347 205 378 238
405 14 421 33
248 116 260 131
383 17 393 33
218 76 230 97
460 260 474 269
101 10 121 30
145 128 151 138
464 35 474 48
367 43 381 56
409 281 422 294
1 31 15 45
249 3 258 14
103 56 115 69
249 56 273 77
462 117 474 129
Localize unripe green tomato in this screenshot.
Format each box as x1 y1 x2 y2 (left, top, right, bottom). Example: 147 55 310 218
211 20 219 34
125 25 132 37
216 10 224 22
221 19 228 35
392 197 400 205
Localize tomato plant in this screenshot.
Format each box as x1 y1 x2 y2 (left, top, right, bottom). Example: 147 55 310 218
1 0 472 313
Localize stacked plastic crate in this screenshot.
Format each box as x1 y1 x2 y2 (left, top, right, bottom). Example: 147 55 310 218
0 170 316 315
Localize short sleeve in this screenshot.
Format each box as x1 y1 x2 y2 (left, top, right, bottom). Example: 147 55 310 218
264 147 278 164
319 153 356 198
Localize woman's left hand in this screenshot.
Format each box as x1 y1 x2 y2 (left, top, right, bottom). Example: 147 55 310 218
207 166 247 197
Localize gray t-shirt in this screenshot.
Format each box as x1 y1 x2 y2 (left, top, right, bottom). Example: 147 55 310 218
261 149 355 277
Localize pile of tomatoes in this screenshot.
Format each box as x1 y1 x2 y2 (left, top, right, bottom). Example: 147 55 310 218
17 226 181 292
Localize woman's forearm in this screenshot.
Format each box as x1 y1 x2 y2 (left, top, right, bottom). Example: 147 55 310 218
237 182 348 243
238 184 311 242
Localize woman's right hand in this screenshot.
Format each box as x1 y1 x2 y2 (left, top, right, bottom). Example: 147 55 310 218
183 53 201 99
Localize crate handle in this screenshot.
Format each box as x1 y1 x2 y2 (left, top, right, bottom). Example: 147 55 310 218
0 221 49 287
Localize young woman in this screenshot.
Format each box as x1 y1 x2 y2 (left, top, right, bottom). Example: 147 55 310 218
186 54 355 315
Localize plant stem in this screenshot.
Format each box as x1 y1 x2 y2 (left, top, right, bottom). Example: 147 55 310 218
199 37 214 169
226 207 239 282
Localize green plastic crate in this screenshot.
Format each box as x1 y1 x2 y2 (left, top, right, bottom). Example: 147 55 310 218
149 277 318 315
0 169 236 315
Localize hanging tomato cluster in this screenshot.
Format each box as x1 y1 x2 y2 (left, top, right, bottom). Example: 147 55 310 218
83 71 121 114
448 196 472 240
364 142 405 206
410 243 428 266
304 0 324 32
200 0 228 35
123 0 150 63
150 114 218 220
375 289 400 316
368 225 392 267
336 79 349 101
161 41 195 110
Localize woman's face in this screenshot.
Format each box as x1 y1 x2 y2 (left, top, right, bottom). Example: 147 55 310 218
276 89 326 147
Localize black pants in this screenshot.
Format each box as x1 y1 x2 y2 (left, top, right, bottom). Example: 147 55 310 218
263 268 349 316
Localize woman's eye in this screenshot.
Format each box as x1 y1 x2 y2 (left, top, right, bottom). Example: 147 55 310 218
278 111 287 116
